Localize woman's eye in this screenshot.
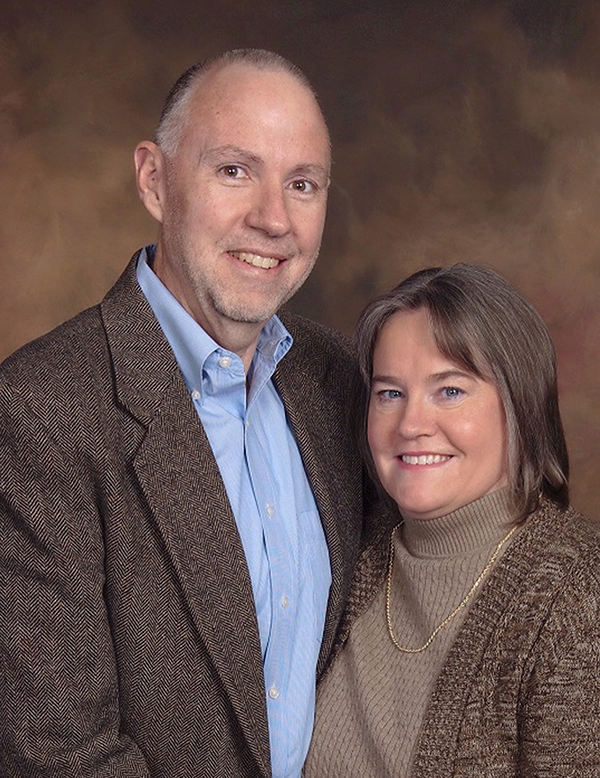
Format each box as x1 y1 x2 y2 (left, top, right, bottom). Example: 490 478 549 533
441 386 464 400
376 389 403 402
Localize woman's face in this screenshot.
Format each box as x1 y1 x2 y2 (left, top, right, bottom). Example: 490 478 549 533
368 308 508 521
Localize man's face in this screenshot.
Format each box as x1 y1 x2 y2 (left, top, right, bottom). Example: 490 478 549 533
149 63 331 343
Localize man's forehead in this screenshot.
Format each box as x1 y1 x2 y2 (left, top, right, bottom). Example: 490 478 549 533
180 63 330 160
190 61 315 109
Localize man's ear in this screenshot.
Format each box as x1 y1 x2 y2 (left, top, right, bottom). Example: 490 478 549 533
134 141 167 223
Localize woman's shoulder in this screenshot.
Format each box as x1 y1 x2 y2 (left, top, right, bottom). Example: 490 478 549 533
523 500 600 577
481 499 600 633
539 501 600 611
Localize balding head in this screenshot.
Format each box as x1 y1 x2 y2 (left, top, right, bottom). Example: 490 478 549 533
155 49 330 159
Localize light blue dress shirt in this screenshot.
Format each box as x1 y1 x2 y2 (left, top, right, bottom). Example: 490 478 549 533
137 246 331 778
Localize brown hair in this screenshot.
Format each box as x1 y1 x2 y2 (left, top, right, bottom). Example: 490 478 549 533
355 263 569 520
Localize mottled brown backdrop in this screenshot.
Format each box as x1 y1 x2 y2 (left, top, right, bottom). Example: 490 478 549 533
2 0 599 516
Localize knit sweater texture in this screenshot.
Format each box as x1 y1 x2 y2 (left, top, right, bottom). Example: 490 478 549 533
304 490 517 777
305 496 600 777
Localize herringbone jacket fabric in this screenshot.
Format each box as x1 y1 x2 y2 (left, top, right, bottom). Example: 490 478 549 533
0 253 364 778
321 499 600 776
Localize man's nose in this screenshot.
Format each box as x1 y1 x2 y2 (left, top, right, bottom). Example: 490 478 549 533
245 181 292 237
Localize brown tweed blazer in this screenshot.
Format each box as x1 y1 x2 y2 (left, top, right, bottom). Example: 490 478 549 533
0 253 363 778
324 499 600 776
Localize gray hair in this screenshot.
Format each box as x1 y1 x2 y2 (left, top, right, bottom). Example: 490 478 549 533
355 263 569 521
155 49 323 157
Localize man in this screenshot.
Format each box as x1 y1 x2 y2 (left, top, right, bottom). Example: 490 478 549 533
0 50 363 777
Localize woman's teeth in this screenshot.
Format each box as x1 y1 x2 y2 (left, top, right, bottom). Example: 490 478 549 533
401 454 451 465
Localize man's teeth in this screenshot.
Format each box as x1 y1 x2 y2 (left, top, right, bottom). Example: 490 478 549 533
401 454 451 465
230 251 280 269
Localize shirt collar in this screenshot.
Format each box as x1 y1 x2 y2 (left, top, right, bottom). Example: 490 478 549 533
136 244 293 393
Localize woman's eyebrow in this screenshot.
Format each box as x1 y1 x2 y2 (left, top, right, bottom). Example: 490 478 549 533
429 369 474 382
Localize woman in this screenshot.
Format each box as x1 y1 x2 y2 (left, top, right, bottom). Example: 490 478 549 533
304 264 600 777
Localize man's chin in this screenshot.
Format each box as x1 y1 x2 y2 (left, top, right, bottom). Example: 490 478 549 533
214 294 292 325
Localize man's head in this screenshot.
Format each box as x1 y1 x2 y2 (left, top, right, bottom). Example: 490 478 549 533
135 49 331 360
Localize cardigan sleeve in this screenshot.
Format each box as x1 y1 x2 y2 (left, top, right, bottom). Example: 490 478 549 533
0 378 152 777
519 554 600 776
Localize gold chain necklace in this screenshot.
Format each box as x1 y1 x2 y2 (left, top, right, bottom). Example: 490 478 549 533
385 522 518 654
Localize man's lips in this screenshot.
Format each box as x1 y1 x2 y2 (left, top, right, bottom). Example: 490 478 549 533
228 250 282 269
399 454 453 466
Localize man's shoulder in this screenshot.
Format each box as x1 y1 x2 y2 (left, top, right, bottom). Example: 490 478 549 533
0 304 106 388
0 253 142 391
0 303 116 447
278 310 355 365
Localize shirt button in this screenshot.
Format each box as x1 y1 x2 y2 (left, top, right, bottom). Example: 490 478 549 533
281 595 289 609
266 504 274 517
268 685 279 700
218 356 232 368
191 390 200 401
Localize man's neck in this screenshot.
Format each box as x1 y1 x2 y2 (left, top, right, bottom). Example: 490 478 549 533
150 246 265 374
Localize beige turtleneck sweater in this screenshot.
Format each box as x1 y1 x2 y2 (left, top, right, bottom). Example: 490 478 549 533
304 489 517 778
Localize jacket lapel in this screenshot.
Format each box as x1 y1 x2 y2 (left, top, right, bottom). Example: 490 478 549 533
274 318 362 675
100 256 271 776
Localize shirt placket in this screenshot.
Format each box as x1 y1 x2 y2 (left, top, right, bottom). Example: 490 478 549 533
244 398 297 776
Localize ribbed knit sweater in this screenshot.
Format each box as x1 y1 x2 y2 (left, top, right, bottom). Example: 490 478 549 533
304 490 516 777
305 496 600 777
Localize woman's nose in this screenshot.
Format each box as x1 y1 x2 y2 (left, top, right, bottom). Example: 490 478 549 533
396 397 436 439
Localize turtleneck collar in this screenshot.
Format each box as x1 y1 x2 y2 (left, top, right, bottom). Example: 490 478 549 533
400 488 516 559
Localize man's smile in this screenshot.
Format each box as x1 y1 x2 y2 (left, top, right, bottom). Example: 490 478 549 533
229 250 282 269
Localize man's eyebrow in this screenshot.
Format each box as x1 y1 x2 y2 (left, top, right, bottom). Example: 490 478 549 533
200 145 263 166
291 163 331 182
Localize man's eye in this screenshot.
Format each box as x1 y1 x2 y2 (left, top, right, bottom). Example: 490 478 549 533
290 179 314 193
219 165 244 178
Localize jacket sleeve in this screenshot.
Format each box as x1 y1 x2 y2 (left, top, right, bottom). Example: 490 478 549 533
0 379 151 777
519 555 600 776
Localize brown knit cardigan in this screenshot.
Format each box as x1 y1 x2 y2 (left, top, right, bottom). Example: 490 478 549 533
321 499 600 776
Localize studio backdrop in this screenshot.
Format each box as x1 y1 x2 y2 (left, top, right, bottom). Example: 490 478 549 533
2 0 599 516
